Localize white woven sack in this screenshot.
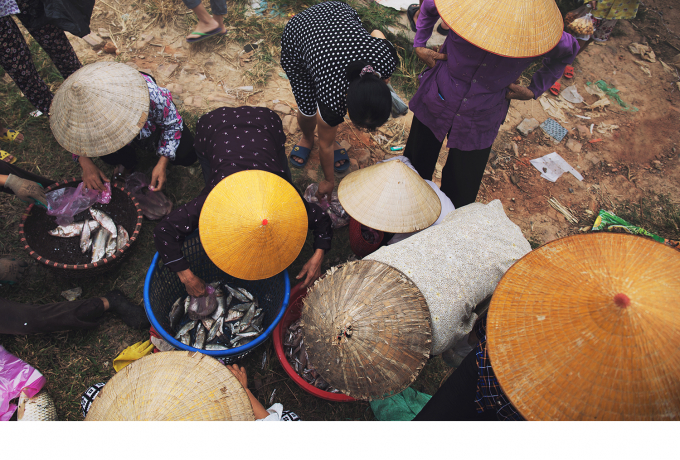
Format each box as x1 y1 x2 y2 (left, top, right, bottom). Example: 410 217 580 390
366 199 531 355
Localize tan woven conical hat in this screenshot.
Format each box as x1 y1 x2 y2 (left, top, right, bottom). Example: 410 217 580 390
435 0 563 58
199 170 308 280
338 160 441 233
302 260 432 400
85 351 255 421
50 62 149 157
488 233 680 421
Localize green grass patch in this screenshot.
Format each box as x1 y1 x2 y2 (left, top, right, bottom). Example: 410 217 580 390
614 194 680 241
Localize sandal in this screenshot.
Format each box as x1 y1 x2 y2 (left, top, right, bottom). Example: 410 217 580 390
186 27 222 43
550 81 561 96
406 4 419 32
563 65 574 79
1 128 22 143
334 145 350 173
289 145 311 169
1 149 16 164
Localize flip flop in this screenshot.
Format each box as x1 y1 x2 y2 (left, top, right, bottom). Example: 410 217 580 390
1 149 16 164
1 128 22 143
289 145 311 168
550 81 561 96
564 65 574 79
406 4 419 32
334 145 350 173
186 27 222 43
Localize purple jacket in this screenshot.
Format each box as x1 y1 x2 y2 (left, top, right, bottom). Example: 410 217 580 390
411 0 579 150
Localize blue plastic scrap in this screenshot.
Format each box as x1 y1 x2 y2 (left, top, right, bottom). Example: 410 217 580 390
540 118 568 143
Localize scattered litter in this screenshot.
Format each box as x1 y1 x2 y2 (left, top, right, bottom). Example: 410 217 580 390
29 110 43 117
538 96 571 124
540 118 568 142
596 122 619 134
561 85 584 104
633 59 653 77
592 210 678 249
547 197 579 224
660 60 677 76
589 138 603 143
574 115 591 119
590 123 594 134
371 133 389 145
628 42 656 63
530 152 584 183
278 72 289 80
269 388 277 405
586 81 637 112
61 287 82 301
390 146 404 151
236 86 253 92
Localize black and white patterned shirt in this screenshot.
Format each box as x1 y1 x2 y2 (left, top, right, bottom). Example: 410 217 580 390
280 1 398 126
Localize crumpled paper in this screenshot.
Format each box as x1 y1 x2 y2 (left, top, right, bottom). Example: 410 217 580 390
530 152 584 183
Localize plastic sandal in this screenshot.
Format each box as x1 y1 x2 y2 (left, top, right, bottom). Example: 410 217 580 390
406 4 419 32
0 149 16 164
564 65 574 79
1 128 21 143
334 145 350 173
186 27 222 43
289 145 311 168
550 81 561 96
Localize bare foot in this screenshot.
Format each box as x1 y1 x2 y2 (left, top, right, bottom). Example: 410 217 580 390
1 127 24 143
290 135 314 164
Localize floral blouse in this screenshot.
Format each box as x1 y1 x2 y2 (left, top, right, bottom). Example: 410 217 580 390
139 74 183 161
0 0 19 17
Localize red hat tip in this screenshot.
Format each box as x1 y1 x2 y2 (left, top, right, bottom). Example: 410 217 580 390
262 219 268 226
614 293 630 308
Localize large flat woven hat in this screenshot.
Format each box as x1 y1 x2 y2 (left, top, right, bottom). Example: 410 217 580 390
85 351 255 420
435 0 563 58
488 233 680 420
302 260 432 400
50 62 149 157
338 159 441 233
199 170 308 280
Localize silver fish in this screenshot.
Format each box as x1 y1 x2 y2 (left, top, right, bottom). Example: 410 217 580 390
88 220 100 232
90 208 117 237
201 318 215 331
193 323 206 349
225 309 244 322
116 225 129 250
17 390 57 421
225 285 249 303
225 293 233 307
237 287 253 301
239 302 257 332
49 221 85 238
180 333 191 345
184 296 191 314
205 344 229 351
252 312 265 329
207 317 223 342
169 297 183 329
236 331 259 338
175 320 197 338
211 288 225 320
231 302 254 312
90 228 110 263
105 232 117 258
80 219 92 253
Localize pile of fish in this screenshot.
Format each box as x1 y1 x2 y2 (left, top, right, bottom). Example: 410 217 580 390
48 208 129 264
169 283 265 351
284 319 340 393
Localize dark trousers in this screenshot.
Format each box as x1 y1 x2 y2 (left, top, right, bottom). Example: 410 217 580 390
0 16 81 114
0 162 55 194
101 125 197 171
0 297 106 335
404 115 492 209
413 349 498 421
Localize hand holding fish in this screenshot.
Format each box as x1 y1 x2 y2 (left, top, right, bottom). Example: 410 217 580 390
178 268 207 297
79 157 110 191
296 249 324 289
149 156 169 192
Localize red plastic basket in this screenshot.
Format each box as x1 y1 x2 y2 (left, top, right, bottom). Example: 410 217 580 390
273 283 355 402
348 216 384 259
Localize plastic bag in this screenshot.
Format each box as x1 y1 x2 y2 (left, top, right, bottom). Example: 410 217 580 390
125 172 173 220
303 183 350 228
46 182 111 226
561 85 584 104
43 0 95 37
565 5 594 39
370 387 432 421
0 345 46 421
187 285 217 320
387 83 408 118
592 210 678 248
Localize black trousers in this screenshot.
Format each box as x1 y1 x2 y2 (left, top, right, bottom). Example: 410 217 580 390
404 115 492 209
413 349 498 421
101 125 197 171
0 297 106 335
0 162 55 194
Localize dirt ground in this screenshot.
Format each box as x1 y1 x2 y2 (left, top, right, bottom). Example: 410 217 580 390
1 0 679 420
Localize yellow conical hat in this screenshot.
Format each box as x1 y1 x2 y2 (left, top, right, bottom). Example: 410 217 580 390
199 170 308 280
435 0 564 58
50 62 149 157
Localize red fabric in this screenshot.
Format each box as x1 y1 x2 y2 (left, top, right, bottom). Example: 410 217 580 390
348 217 384 259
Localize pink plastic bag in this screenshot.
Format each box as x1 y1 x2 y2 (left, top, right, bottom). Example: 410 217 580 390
125 172 173 220
303 183 350 229
0 345 46 421
187 285 217 320
46 182 112 226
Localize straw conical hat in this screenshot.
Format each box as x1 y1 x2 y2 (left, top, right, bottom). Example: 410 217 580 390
488 233 680 421
85 351 255 421
435 0 563 58
338 160 441 233
50 62 149 157
199 170 308 280
302 260 432 400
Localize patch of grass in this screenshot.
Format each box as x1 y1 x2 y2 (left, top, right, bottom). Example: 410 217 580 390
391 39 425 98
518 58 543 87
528 237 542 250
614 194 680 241
144 0 188 26
351 0 400 33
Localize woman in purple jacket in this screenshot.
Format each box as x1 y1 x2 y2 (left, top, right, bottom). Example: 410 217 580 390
404 0 579 209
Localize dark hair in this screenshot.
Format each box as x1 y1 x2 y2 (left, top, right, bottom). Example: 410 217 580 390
346 61 391 130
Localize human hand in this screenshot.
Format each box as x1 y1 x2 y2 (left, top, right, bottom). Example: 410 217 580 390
415 46 447 68
227 364 248 389
79 157 109 191
296 249 324 289
4 174 47 207
177 269 207 297
150 156 169 191
505 83 534 101
315 179 334 202
0 258 28 285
